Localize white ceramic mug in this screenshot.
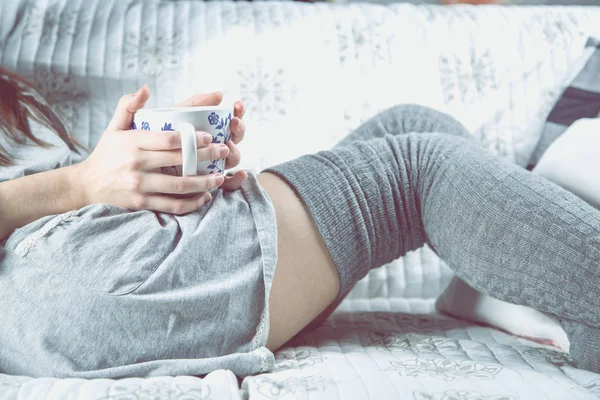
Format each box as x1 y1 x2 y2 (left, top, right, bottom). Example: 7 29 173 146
133 106 233 177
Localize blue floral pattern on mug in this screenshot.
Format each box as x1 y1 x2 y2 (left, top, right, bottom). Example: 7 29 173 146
206 112 232 174
208 112 220 126
209 113 233 144
141 121 150 130
131 121 137 130
161 122 173 131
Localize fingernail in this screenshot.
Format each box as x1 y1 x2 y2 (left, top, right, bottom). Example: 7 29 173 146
214 174 225 185
219 145 229 157
202 133 212 144
134 84 148 97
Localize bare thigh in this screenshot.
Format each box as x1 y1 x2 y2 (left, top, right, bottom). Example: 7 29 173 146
257 172 340 351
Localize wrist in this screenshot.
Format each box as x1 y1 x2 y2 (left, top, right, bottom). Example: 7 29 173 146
65 163 89 210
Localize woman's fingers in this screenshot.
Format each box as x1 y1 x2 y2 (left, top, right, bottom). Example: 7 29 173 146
107 85 150 132
175 94 243 116
175 92 223 107
220 170 248 191
135 192 213 215
140 172 225 195
134 130 213 151
230 117 245 144
140 142 229 170
233 101 245 119
134 130 185 151
224 141 241 169
140 170 246 196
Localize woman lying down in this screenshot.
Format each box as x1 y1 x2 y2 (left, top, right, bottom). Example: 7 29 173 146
1 67 600 378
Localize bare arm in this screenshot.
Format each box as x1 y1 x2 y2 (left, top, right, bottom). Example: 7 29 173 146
0 164 85 241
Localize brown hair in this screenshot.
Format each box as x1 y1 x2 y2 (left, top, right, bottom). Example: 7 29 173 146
0 66 85 166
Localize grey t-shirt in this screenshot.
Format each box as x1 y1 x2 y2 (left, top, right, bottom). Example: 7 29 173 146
0 121 279 378
0 120 87 183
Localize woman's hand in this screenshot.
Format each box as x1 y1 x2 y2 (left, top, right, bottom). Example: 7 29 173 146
175 92 248 191
76 86 244 215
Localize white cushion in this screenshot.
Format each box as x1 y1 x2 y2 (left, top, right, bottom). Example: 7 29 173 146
534 117 600 208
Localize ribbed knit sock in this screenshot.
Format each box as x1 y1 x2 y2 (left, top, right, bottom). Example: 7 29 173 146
264 105 600 373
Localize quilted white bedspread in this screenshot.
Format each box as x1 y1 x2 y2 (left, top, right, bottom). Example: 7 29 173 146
2 0 600 398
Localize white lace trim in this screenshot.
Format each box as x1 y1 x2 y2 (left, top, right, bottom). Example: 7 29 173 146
15 210 77 257
249 307 272 372
258 347 271 373
251 307 268 352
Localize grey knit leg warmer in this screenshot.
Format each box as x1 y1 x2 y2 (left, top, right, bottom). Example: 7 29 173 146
264 104 600 373
266 104 476 297
333 104 473 148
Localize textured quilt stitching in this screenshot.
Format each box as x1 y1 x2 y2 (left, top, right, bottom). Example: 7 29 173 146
369 303 403 400
466 327 556 399
316 330 341 400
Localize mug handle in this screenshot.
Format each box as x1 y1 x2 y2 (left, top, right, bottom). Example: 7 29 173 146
177 122 197 176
